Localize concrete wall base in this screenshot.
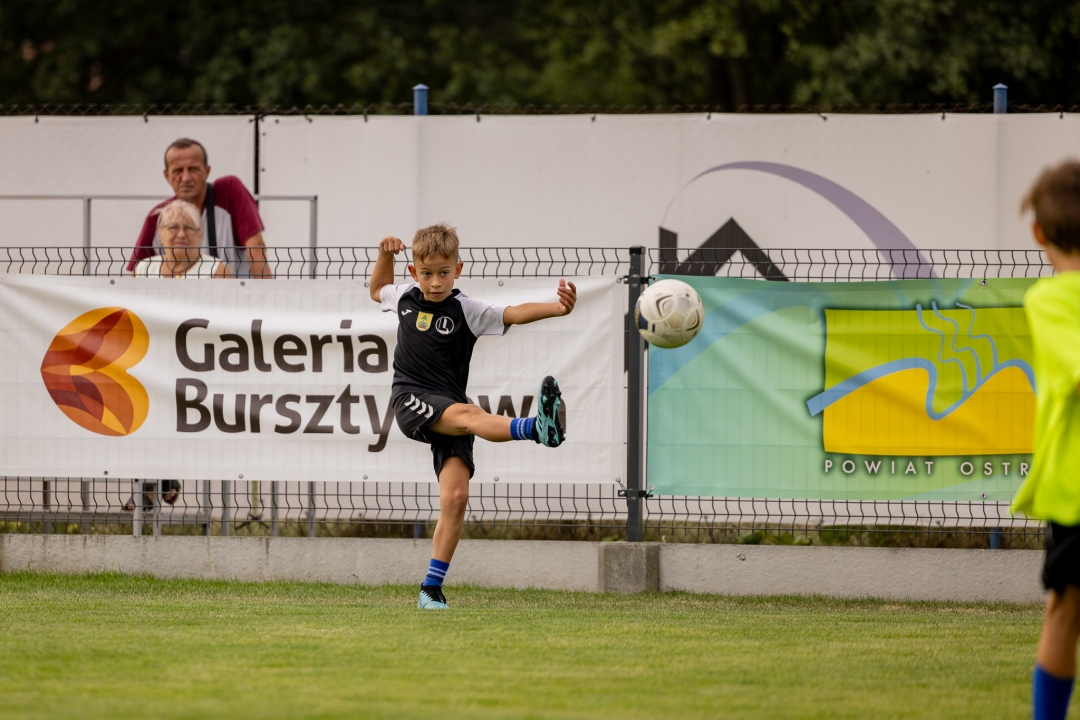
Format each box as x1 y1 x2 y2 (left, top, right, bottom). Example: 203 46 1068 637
599 542 658 592
0 536 1046 604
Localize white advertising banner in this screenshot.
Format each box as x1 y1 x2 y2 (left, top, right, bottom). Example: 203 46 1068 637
0 275 623 484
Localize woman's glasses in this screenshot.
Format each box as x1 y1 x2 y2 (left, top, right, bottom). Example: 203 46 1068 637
161 224 201 235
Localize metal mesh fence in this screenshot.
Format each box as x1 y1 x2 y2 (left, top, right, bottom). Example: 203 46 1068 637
0 246 627 280
0 245 1051 546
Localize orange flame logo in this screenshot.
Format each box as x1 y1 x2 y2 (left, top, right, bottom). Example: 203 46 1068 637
40 307 150 436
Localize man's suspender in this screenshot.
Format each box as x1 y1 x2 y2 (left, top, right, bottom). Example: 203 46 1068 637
205 182 218 257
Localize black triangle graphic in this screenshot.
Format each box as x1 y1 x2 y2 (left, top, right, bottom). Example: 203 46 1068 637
657 219 788 281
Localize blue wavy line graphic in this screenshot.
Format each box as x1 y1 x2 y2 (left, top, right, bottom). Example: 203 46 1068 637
931 303 981 387
917 303 971 393
806 358 1035 418
956 302 999 369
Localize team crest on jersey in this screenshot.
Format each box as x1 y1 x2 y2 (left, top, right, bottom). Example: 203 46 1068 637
416 312 433 331
435 316 454 335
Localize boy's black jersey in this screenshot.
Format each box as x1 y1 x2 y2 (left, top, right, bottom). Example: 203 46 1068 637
380 282 507 401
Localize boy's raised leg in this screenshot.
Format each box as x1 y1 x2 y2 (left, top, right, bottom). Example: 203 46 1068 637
432 405 512 441
431 379 567 448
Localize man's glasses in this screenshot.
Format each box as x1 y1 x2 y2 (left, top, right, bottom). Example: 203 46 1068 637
161 224 201 235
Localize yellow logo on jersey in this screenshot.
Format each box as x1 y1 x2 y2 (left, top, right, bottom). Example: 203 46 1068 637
416 312 432 331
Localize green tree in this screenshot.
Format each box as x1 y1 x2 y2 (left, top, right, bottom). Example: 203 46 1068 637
1 0 1078 109
787 0 1080 107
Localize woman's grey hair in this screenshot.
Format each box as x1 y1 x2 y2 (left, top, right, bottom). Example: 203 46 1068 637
156 199 202 232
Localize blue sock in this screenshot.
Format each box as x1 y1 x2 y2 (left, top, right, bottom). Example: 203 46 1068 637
424 559 450 587
510 417 535 441
1034 664 1074 720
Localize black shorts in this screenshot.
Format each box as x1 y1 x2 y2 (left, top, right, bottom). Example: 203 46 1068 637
1043 522 1080 594
392 391 475 479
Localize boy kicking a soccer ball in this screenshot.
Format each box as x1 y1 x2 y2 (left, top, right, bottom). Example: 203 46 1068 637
369 223 576 610
1012 159 1080 720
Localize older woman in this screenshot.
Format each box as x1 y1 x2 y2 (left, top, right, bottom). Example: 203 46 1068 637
132 199 231 278
125 200 228 513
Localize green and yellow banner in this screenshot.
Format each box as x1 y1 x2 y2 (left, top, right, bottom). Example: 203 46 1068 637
647 277 1036 500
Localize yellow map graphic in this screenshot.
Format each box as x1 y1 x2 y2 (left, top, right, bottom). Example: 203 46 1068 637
814 306 1034 456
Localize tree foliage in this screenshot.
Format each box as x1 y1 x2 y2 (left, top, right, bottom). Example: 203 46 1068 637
1 0 1078 109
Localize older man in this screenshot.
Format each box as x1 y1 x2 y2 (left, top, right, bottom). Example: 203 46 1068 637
127 138 272 278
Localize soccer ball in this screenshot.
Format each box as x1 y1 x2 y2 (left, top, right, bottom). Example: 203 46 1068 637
634 279 704 349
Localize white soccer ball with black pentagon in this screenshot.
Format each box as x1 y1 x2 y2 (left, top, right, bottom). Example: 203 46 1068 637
634 278 704 349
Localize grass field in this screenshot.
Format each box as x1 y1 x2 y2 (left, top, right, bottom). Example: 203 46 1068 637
0 572 1045 720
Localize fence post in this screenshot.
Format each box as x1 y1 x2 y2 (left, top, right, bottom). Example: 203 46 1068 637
993 84 1008 114
625 246 647 542
42 479 52 535
202 480 212 536
270 481 280 537
152 482 162 537
82 198 91 274
132 479 143 536
253 112 262 196
308 196 319 279
413 84 429 116
990 82 1007 548
80 480 91 535
221 480 232 537
412 82 429 542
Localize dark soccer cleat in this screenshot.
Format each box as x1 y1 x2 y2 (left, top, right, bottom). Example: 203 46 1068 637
534 376 565 448
418 584 449 610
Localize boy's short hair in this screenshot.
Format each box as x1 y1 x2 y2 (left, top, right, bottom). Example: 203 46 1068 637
412 223 459 262
1022 159 1080 252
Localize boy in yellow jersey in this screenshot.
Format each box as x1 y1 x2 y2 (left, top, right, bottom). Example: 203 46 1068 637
1012 159 1080 720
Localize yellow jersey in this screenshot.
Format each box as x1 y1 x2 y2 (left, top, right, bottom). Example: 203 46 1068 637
1012 272 1080 524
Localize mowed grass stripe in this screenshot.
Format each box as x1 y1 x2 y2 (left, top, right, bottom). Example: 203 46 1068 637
0 572 1043 720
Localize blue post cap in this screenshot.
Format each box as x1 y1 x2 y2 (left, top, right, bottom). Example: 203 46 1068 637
993 83 1008 114
413 84 429 116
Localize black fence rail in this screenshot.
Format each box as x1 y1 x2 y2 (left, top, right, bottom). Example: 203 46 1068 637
2 102 1077 117
0 245 1050 546
647 246 1051 281
0 246 630 279
1 246 1049 281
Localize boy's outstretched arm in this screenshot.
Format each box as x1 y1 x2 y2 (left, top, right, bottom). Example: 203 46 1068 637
370 236 405 303
503 279 577 325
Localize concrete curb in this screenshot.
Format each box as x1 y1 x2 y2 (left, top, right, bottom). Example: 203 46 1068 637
0 536 1046 603
658 544 1044 603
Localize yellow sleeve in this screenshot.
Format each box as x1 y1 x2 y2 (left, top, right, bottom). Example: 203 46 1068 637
1026 280 1080 397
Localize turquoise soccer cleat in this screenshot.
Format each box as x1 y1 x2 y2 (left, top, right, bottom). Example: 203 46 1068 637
418 585 449 610
535 376 565 448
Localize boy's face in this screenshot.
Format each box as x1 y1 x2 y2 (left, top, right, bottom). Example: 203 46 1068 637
408 253 463 302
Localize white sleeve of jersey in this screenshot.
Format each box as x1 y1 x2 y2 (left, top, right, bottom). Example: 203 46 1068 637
379 282 413 312
459 293 509 337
